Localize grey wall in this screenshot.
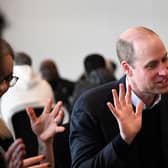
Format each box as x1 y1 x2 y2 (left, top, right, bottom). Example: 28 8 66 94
0 0 168 80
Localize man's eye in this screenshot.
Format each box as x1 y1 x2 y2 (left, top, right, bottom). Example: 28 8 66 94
162 57 168 63
146 63 158 69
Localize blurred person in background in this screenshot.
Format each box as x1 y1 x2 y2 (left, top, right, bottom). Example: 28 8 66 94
72 53 117 104
39 59 75 115
1 52 55 137
106 58 118 80
0 38 65 168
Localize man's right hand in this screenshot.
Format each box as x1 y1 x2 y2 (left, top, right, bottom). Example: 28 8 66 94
107 83 144 144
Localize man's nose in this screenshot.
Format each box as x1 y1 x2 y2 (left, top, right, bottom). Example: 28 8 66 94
158 64 168 76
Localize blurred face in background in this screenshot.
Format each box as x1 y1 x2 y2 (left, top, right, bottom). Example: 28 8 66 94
40 60 59 82
0 54 13 97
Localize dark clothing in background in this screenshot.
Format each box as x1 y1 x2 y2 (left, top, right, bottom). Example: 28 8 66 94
49 78 75 113
0 137 13 151
70 75 168 168
72 68 116 104
0 137 14 168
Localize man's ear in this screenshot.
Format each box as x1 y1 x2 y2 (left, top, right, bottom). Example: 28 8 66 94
121 61 133 76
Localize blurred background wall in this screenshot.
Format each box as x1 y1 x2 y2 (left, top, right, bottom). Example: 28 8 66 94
0 0 168 80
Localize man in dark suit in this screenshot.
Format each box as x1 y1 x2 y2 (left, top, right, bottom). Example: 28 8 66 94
70 26 168 167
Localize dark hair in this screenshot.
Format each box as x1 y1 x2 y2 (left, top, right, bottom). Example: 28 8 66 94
109 60 117 72
84 53 106 74
15 52 32 66
0 38 14 60
39 59 60 81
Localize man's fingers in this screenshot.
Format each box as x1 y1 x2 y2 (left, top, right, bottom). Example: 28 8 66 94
23 154 45 167
135 101 144 117
5 139 26 168
51 101 63 118
112 89 121 110
119 83 126 105
43 98 53 113
5 139 25 160
125 84 132 104
54 109 64 125
106 102 119 118
28 162 50 168
56 125 66 133
26 107 37 123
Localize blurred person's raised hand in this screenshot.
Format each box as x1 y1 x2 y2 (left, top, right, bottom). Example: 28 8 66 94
26 99 65 142
5 138 26 168
107 83 144 144
26 99 65 168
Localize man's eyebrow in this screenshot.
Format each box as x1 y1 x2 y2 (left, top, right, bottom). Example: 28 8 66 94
143 52 168 68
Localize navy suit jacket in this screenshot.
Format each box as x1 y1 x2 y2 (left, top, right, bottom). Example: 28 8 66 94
70 76 168 168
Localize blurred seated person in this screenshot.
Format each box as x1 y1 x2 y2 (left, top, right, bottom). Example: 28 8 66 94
0 52 55 137
72 53 117 104
106 58 118 80
0 38 65 167
39 59 75 114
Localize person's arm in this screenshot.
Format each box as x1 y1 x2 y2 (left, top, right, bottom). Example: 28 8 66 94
26 99 65 168
36 136 54 168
